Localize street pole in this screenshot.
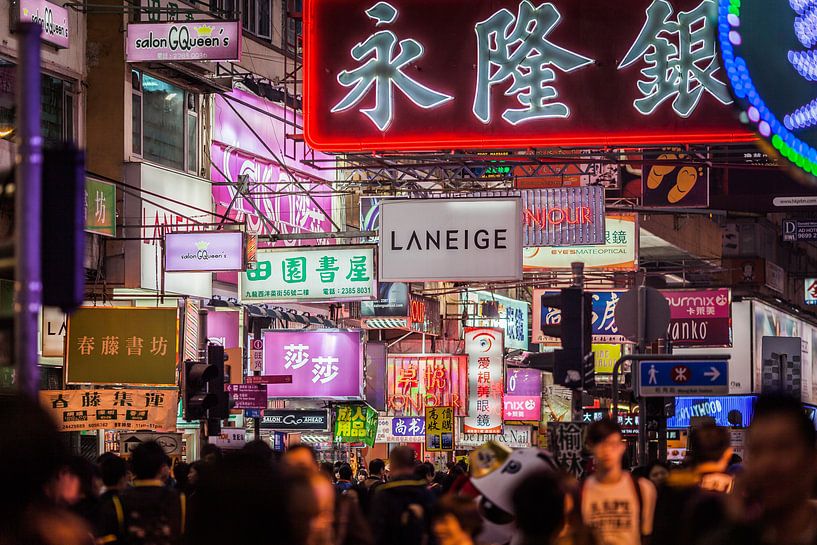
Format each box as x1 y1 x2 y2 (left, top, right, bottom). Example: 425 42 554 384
636 283 648 466
571 262 584 423
15 23 42 400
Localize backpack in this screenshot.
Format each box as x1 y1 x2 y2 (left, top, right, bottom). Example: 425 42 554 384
375 480 431 545
112 486 185 545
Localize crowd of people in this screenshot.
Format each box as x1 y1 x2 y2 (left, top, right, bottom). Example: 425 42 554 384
2 391 817 545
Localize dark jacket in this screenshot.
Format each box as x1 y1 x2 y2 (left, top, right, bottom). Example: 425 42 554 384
368 478 436 545
98 480 185 545
651 469 729 545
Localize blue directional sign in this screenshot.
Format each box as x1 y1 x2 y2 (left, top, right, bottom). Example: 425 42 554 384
637 360 729 397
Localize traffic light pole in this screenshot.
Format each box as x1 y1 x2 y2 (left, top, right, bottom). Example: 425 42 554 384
15 24 42 400
571 262 584 423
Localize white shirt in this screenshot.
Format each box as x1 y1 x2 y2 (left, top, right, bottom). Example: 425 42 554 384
581 474 657 545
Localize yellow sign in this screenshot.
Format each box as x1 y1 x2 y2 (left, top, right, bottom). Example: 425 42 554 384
593 344 623 374
425 406 454 451
40 389 178 432
66 307 179 385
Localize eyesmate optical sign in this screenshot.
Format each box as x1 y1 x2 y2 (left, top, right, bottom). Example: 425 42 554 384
304 0 752 151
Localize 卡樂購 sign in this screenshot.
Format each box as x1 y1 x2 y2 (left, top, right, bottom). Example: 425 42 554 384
240 246 376 302
379 198 522 282
126 21 241 62
303 0 752 152
18 0 69 48
165 231 244 272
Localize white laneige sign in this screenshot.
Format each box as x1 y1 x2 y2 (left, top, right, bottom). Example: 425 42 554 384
379 198 522 282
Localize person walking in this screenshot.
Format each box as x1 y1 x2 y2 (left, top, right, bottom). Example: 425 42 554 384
369 446 436 545
99 441 185 545
431 496 483 545
581 420 656 545
336 464 355 495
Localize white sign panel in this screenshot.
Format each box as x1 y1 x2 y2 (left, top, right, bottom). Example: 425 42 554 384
165 231 244 272
379 198 523 282
464 291 529 351
239 246 376 302
210 428 247 449
41 306 66 358
457 424 533 449
463 328 504 434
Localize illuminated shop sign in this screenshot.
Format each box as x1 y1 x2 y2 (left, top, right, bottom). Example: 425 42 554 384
18 0 70 49
126 21 241 62
386 355 469 416
304 0 752 151
667 396 756 428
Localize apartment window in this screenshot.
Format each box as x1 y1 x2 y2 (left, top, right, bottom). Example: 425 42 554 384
243 0 271 39
209 0 237 19
283 0 302 54
0 60 76 145
131 70 199 174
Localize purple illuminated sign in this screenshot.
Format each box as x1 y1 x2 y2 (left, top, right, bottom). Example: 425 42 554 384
226 384 267 409
18 0 69 49
504 368 542 421
207 310 239 349
212 91 335 246
263 329 363 400
165 231 244 272
126 21 241 62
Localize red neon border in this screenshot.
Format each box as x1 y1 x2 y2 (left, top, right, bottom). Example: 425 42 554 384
303 0 757 153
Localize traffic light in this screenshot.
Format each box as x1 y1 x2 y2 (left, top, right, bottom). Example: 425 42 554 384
183 358 218 421
207 344 229 420
535 287 594 390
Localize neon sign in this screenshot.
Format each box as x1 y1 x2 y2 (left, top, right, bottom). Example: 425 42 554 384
305 0 753 151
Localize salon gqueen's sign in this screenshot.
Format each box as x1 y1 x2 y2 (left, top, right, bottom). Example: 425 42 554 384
126 21 241 62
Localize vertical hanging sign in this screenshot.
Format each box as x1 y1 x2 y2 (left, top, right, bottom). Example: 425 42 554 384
463 327 504 434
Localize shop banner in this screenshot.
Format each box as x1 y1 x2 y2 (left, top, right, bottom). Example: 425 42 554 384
664 288 732 348
752 300 812 399
463 328 504 434
642 152 710 208
66 307 179 385
463 291 529 351
379 198 523 282
165 231 244 272
504 369 541 421
120 432 182 456
592 344 623 374
386 355 469 416
207 310 240 349
211 90 335 245
582 409 639 436
126 21 241 62
806 279 817 305
524 213 638 272
240 246 376 303
263 329 363 400
260 409 329 430
85 179 116 237
334 404 378 447
226 384 266 409
425 406 454 452
535 290 626 344
362 282 409 316
376 416 425 443
667 396 755 428
548 422 586 478
182 299 200 363
521 187 606 247
364 342 387 411
19 0 69 48
41 388 178 432
41 306 67 358
457 424 533 449
541 385 573 426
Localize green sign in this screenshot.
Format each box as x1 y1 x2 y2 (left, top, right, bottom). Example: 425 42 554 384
240 246 376 303
66 307 179 385
85 178 116 237
334 403 378 447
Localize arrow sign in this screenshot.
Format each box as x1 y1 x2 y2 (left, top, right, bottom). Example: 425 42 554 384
704 367 721 382
637 360 729 397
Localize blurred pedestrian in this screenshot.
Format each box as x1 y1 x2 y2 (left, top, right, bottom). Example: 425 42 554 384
581 419 656 545
645 461 670 489
431 496 482 545
369 446 436 545
336 464 355 494
285 444 320 473
702 393 817 545
652 422 733 545
355 459 386 513
356 469 369 484
100 441 185 545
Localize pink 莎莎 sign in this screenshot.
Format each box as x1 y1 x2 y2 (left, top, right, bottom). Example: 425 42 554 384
19 0 70 49
126 21 241 62
263 330 363 400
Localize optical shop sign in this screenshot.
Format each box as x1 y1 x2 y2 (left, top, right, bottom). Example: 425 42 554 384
126 21 241 62
240 246 375 303
18 0 69 48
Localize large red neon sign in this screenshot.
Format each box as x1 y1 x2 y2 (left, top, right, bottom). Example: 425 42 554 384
303 0 755 152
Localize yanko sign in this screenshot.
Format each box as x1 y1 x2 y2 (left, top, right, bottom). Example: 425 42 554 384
126 21 241 62
303 0 753 151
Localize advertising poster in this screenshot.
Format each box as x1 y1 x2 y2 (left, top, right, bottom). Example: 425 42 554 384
463 328 504 434
504 368 541 422
425 406 454 452
463 291 530 350
386 355 469 416
41 389 178 432
334 404 378 447
548 422 586 478
376 416 425 443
